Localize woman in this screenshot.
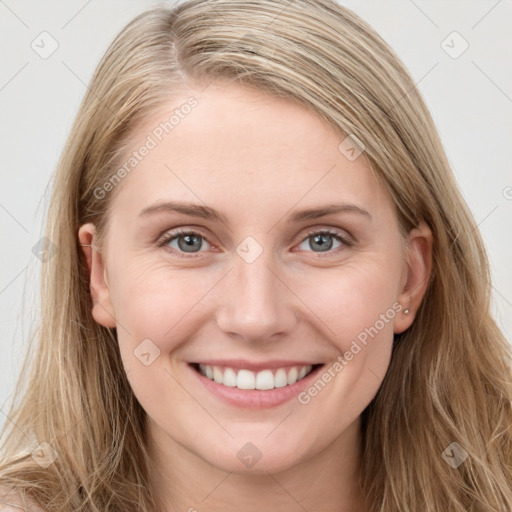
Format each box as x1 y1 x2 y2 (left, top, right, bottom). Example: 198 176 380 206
1 1 511 510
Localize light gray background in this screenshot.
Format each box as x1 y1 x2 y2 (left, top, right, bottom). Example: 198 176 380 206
1 0 511 434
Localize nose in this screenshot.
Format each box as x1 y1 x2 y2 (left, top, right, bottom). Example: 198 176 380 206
215 249 298 344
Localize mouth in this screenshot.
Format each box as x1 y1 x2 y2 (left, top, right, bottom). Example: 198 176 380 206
190 362 323 390
187 360 326 408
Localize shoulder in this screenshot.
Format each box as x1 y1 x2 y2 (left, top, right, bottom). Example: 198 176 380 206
0 486 45 511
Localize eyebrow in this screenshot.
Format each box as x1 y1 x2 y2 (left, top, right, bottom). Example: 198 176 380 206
288 203 372 222
138 200 372 224
139 201 229 223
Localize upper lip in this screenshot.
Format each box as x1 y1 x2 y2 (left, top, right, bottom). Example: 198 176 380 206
190 359 323 372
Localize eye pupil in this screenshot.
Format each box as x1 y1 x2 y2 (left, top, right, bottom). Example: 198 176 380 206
310 233 333 252
178 234 202 252
166 230 344 257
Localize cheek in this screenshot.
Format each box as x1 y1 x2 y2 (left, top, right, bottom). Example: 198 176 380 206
293 257 402 346
291 258 401 403
109 262 206 412
111 250 402 347
109 258 220 356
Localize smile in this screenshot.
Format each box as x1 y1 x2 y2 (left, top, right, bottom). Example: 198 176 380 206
188 361 325 408
193 363 320 390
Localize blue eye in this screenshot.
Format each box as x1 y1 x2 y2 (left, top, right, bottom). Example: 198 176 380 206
297 230 351 253
160 230 210 258
159 228 352 259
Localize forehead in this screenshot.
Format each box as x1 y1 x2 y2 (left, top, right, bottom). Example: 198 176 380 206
107 83 390 221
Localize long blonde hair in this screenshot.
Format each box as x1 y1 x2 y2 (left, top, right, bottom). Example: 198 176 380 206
1 1 511 510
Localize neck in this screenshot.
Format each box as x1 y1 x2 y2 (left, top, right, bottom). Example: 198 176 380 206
147 416 368 512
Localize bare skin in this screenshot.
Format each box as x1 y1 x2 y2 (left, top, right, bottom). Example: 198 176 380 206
79 82 432 512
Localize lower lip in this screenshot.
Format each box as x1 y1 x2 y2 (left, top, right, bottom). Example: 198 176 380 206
188 363 324 409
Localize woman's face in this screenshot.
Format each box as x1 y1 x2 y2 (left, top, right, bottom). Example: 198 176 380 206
80 83 431 475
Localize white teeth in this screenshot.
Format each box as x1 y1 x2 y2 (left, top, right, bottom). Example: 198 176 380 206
223 367 237 387
287 367 298 384
237 369 256 389
213 366 223 383
196 364 315 390
274 368 288 388
201 364 213 380
255 370 274 390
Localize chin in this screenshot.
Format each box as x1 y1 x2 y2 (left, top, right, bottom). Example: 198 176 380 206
197 434 310 475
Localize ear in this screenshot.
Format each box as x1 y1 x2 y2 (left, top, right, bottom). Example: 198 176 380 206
78 223 117 328
394 221 433 334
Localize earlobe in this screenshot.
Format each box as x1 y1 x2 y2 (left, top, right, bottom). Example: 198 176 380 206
394 221 433 334
78 223 117 329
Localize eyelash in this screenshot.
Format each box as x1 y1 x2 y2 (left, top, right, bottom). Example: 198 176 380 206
158 227 353 259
